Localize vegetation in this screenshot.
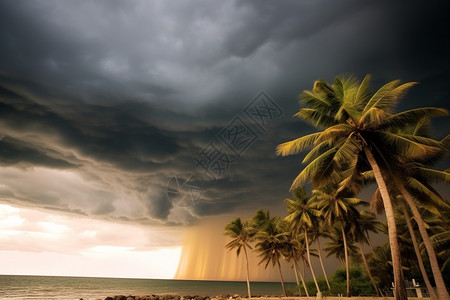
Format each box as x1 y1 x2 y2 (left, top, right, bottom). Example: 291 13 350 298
224 218 254 298
224 74 449 299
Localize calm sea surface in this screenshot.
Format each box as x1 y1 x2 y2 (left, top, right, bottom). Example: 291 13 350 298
0 275 296 300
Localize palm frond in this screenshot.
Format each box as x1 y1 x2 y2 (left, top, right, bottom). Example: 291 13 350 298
276 132 322 156
362 80 415 114
353 74 372 110
406 177 450 210
290 147 338 189
414 167 450 183
294 108 337 128
315 123 353 144
386 107 448 129
333 135 361 165
380 131 443 160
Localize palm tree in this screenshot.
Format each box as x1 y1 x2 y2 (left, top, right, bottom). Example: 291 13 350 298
428 210 450 273
395 167 450 300
370 145 450 300
367 243 395 292
313 187 364 297
250 209 271 233
397 201 438 300
309 216 332 290
324 224 358 264
284 186 322 297
350 210 384 296
224 218 254 298
276 74 447 300
283 232 310 296
378 118 450 300
254 217 289 296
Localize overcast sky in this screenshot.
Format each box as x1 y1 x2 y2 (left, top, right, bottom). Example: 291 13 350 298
0 0 449 279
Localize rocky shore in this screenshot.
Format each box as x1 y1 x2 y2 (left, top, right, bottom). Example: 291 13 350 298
96 294 256 300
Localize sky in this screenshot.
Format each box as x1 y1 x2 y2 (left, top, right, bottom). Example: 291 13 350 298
0 0 449 280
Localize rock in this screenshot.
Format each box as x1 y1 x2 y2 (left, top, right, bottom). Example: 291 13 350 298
114 296 127 300
105 297 114 300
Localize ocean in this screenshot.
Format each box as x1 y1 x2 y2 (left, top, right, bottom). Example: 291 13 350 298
0 275 297 300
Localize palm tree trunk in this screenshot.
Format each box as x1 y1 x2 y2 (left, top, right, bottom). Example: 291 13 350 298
400 202 438 300
317 238 331 290
364 146 407 300
243 246 252 299
277 260 287 297
341 222 351 297
399 185 448 300
359 241 380 296
293 262 302 296
305 228 321 297
295 260 310 297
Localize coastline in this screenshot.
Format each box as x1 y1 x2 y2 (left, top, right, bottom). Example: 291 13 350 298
100 295 430 300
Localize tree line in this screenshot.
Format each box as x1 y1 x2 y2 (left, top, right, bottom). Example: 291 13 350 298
224 75 449 300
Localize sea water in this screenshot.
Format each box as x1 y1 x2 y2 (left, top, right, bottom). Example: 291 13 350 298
0 275 296 300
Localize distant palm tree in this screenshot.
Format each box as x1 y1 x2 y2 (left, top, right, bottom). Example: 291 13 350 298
309 214 332 290
255 217 289 296
283 232 309 296
250 209 271 233
224 218 254 298
324 225 358 263
284 186 322 296
314 187 364 297
350 210 384 296
277 74 447 300
367 243 395 291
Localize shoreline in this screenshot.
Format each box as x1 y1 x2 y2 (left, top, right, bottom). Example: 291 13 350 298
99 295 430 300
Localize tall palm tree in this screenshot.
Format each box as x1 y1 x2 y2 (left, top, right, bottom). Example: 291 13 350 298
224 218 254 298
427 210 450 273
397 201 438 300
313 187 364 297
350 210 384 296
283 232 310 296
395 167 450 300
255 217 289 296
309 216 332 290
276 74 447 300
378 118 450 300
284 186 322 297
324 224 358 263
367 243 395 292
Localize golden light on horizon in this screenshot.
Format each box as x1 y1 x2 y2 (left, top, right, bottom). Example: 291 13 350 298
175 216 296 282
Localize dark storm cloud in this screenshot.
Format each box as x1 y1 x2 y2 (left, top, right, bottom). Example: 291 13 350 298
0 0 448 225
0 136 77 169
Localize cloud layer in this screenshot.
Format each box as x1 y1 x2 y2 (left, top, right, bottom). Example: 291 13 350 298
0 0 449 231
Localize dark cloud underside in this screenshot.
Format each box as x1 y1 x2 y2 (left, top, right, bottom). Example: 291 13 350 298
0 0 448 225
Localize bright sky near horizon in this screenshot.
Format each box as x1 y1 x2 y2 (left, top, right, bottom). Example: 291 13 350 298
0 0 448 280
0 203 181 279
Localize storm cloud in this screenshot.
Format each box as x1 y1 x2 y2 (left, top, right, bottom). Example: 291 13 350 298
0 0 449 228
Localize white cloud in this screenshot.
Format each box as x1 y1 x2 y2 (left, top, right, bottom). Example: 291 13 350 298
0 204 182 278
